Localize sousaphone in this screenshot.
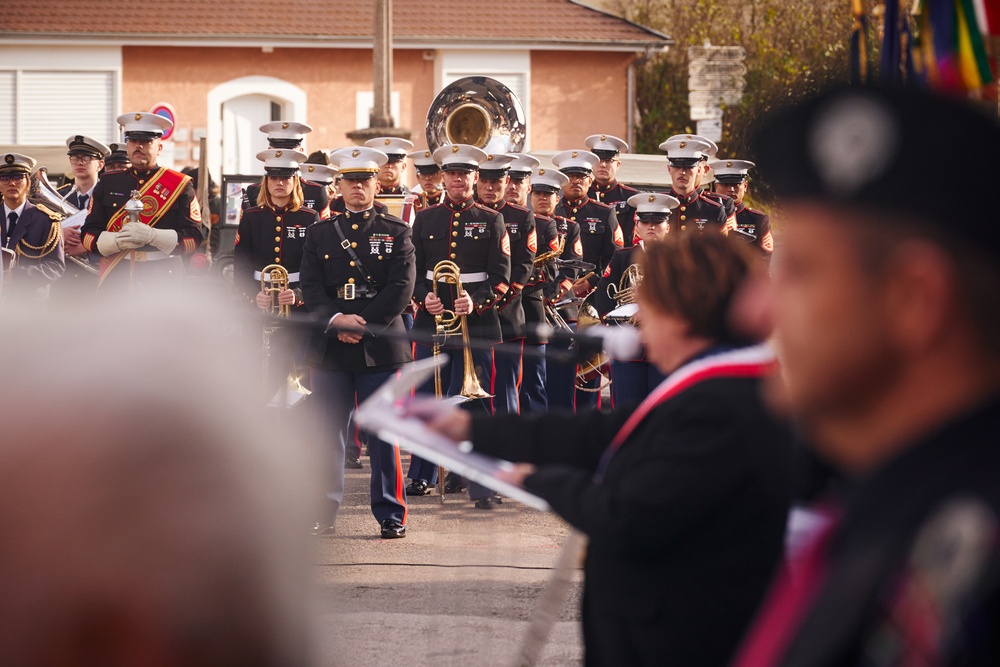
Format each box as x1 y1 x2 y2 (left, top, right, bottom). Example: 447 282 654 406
426 76 527 153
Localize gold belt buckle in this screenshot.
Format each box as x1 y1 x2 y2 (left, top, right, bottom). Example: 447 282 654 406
342 284 356 300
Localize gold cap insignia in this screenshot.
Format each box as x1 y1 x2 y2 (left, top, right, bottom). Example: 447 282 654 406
275 150 283 157
281 122 289 130
600 135 607 141
134 113 142 121
538 168 545 175
571 151 578 158
351 149 361 158
308 165 315 172
384 139 391 146
451 145 460 154
486 155 494 161
679 141 687 149
4 154 13 164
424 151 431 158
726 161 733 168
648 195 656 203
75 135 83 143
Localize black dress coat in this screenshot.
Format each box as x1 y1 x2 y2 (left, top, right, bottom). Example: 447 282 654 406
471 352 794 666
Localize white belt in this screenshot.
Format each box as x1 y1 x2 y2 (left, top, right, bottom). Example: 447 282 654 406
131 250 171 262
254 270 300 282
426 270 487 282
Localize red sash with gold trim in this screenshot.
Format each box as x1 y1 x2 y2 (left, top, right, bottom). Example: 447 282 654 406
98 168 190 285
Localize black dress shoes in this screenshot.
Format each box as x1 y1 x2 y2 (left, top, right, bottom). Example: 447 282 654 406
443 472 467 494
345 455 363 469
312 500 339 536
406 479 431 496
473 496 501 510
380 518 406 539
312 521 337 536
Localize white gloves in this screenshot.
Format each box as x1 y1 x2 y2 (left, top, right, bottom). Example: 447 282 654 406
96 231 124 256
118 222 179 254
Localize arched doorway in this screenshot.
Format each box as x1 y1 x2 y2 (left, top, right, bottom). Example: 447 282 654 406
207 76 307 181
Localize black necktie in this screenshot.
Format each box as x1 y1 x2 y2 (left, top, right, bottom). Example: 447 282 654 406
5 211 17 245
78 194 89 210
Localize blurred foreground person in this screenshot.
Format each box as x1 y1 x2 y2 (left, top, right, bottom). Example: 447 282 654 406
733 85 1000 666
0 296 316 667
410 233 794 666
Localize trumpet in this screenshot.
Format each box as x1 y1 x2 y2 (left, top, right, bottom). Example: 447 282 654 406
604 263 642 326
260 264 291 318
431 260 492 401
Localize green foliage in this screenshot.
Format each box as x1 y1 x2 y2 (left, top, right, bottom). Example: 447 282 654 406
615 0 860 201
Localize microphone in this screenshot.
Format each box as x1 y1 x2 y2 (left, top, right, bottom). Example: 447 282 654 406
535 323 643 361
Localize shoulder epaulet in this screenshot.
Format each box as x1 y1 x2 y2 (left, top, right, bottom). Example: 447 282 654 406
56 183 72 195
504 202 530 212
15 215 62 259
473 202 500 215
590 199 612 210
33 203 64 222
298 206 318 215
243 205 265 214
744 206 767 216
620 183 640 194
698 193 724 208
417 202 444 214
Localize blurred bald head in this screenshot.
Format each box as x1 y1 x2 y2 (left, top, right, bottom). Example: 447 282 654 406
0 294 317 667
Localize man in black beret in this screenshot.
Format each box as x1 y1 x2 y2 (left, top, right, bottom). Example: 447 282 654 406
733 84 1000 667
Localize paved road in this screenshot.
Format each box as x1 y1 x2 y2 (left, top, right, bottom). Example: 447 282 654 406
312 459 584 667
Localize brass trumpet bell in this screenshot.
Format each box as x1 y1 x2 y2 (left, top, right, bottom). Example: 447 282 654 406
426 76 527 154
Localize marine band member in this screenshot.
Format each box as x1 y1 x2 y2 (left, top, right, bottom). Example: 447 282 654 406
504 153 540 207
242 121 330 219
57 135 109 288
594 193 680 408
406 144 511 509
709 159 773 255
81 112 202 290
659 135 729 236
1 153 65 297
300 146 415 539
477 153 537 415
365 137 413 196
553 148 623 410
102 143 130 176
586 134 639 247
408 148 446 212
233 149 319 313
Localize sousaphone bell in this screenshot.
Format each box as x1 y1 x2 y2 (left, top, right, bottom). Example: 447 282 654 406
426 76 527 153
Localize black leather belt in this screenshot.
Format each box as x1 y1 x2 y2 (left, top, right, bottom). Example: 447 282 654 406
336 284 379 300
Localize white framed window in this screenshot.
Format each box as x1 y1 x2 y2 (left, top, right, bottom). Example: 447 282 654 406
436 50 531 149
0 46 121 146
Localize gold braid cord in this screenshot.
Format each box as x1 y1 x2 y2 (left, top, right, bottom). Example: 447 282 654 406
16 220 62 259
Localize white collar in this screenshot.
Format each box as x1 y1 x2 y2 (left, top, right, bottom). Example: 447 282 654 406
4 200 27 219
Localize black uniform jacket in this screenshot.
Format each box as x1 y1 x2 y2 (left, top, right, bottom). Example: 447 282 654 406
594 244 644 361
300 207 415 373
522 213 560 345
669 188 728 235
472 361 793 665
542 214 583 322
412 197 511 343
243 180 330 219
771 396 1000 667
233 205 319 310
5 202 66 293
481 200 535 341
556 195 622 289
735 203 773 254
590 180 639 247
82 167 203 257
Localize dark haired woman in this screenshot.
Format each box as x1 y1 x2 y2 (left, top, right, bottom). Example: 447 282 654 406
409 232 794 666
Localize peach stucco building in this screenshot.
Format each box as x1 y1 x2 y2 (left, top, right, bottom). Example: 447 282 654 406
1 0 670 182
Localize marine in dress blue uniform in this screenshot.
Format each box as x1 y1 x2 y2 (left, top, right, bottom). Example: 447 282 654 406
242 121 331 219
1 153 65 298
406 144 511 508
586 134 640 247
594 193 679 408
408 148 447 213
659 135 729 235
81 112 203 291
710 159 774 255
300 146 415 539
477 153 536 415
553 149 623 410
366 137 413 196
